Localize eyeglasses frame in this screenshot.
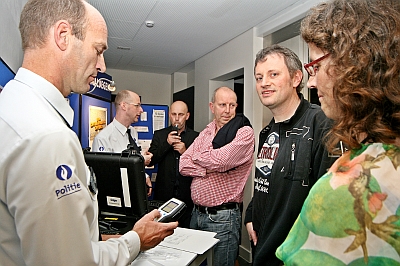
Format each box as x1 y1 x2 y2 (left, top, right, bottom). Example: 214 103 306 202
304 53 330 76
124 102 142 108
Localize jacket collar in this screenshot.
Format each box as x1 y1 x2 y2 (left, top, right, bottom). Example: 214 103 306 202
263 93 311 133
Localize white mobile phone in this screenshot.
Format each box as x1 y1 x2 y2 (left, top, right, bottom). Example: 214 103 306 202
155 198 186 222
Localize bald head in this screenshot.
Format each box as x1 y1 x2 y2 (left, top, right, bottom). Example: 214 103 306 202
170 101 190 132
114 90 143 127
171 101 188 113
211 86 237 103
210 86 237 129
115 90 139 108
83 1 107 40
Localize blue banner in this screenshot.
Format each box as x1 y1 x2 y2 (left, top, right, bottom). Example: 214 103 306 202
0 58 15 89
87 72 112 101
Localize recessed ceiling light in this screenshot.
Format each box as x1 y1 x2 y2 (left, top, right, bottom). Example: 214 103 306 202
145 20 154 28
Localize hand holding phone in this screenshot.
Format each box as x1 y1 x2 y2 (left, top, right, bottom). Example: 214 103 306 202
155 198 186 223
171 124 179 135
168 125 181 145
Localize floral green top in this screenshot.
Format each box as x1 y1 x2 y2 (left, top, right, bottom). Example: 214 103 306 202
276 143 400 265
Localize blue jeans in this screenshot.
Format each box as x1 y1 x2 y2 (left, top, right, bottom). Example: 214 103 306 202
190 206 241 266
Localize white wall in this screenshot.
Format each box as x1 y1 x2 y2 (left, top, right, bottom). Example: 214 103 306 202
187 70 195 88
106 69 171 105
194 28 263 132
0 0 27 72
172 72 187 94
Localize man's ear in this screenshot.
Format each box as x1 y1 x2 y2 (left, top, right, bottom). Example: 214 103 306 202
209 102 214 114
292 69 303 88
185 112 190 120
54 20 71 51
120 102 127 111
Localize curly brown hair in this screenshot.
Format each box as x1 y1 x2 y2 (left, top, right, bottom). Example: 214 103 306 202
301 0 400 152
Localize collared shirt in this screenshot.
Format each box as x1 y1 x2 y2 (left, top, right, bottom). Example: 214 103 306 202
179 120 255 207
0 68 140 266
92 118 139 153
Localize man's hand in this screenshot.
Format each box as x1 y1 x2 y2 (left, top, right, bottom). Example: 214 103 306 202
172 142 186 155
145 175 153 197
133 209 178 251
167 131 181 145
246 222 258 245
143 151 153 166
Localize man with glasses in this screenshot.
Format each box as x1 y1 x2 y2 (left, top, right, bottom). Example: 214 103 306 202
92 90 153 195
244 44 336 266
180 86 255 266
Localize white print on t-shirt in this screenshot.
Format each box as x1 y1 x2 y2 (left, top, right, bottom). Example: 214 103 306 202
255 132 279 194
285 126 310 137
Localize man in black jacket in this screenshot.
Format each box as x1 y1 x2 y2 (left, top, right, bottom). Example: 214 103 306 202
244 45 337 265
147 101 199 228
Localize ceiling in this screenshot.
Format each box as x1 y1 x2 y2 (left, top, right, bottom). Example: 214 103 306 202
87 0 307 75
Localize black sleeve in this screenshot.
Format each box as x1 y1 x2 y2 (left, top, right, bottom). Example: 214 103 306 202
310 112 336 185
148 130 172 166
182 129 199 150
244 197 254 225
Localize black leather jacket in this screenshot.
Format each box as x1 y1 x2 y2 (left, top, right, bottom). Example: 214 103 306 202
244 94 336 266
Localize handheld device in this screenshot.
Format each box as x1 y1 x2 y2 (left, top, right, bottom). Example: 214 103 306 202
155 198 186 222
171 124 179 135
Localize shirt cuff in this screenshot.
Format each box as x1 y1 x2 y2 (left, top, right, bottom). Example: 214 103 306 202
121 230 141 261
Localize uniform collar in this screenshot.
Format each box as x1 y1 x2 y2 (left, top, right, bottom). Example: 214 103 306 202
15 68 74 127
113 118 130 136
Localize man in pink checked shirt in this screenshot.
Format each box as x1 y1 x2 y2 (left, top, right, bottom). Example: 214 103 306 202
179 86 255 266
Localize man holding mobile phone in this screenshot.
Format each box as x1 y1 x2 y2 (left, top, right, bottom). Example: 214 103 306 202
147 101 199 228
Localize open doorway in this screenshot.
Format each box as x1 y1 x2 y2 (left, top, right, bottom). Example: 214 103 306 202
233 75 244 114
211 68 244 114
173 86 195 130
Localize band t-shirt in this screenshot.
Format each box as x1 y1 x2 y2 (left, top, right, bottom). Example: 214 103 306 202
252 122 280 231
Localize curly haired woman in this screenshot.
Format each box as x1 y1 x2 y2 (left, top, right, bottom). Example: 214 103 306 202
276 0 400 265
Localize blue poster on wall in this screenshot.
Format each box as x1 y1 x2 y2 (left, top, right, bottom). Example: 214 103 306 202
68 93 80 135
135 104 169 140
67 72 113 148
136 104 168 200
81 94 111 149
0 58 15 91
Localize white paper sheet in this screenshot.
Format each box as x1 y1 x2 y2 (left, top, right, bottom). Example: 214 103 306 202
131 245 197 266
158 227 219 254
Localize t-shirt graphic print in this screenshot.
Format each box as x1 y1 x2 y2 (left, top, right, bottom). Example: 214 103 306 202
255 131 279 194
